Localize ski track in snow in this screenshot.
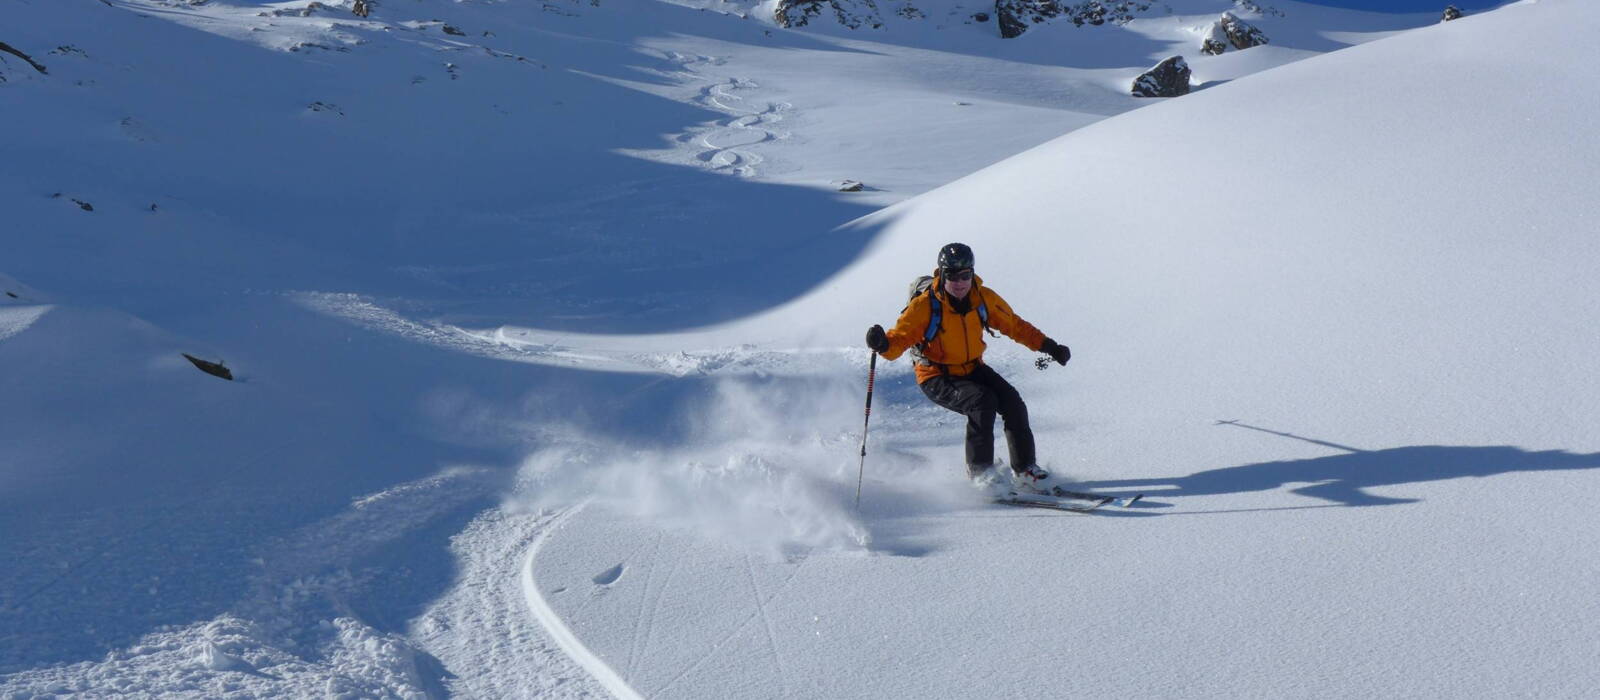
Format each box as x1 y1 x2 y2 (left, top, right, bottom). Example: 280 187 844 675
0 468 512 697
409 506 623 699
520 504 646 700
745 553 791 695
647 557 807 698
666 52 792 178
294 291 879 379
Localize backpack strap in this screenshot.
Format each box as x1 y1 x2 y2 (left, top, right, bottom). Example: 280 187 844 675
975 288 996 337
922 289 942 345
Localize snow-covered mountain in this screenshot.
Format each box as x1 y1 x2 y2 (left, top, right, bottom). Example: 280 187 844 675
10 0 1598 697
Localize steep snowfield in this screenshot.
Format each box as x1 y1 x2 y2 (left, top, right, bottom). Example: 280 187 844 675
9 0 1590 698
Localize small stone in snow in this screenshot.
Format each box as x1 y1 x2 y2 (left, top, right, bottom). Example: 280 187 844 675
182 354 234 381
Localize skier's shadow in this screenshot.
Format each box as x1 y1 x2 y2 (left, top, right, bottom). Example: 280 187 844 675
1076 421 1600 509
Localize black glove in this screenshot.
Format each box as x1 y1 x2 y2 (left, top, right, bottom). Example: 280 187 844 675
1041 337 1070 366
866 324 889 353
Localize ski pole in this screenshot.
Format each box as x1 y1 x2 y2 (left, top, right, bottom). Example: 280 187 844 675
854 351 878 510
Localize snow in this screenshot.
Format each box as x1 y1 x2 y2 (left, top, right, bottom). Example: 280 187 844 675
8 0 1597 698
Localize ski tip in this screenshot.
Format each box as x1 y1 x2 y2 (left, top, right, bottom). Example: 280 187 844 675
1125 494 1144 507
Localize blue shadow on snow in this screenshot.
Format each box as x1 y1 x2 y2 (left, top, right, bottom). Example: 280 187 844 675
1079 422 1600 509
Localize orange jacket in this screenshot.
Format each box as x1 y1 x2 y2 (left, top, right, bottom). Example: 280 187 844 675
880 272 1048 384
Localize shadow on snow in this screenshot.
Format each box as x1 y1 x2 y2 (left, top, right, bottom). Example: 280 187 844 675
1081 421 1600 509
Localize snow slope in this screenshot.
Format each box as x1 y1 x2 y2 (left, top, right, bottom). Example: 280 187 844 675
9 0 1587 697
515 1 1600 698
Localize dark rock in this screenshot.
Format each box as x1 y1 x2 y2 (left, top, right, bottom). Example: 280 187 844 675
353 0 372 18
994 0 1041 38
0 41 49 75
1232 0 1284 18
1201 19 1228 54
1131 55 1190 98
1218 11 1268 50
973 12 990 22
995 1 1157 38
838 180 866 192
442 24 465 36
260 2 326 18
1442 5 1463 21
182 354 234 381
776 0 825 29
776 0 885 30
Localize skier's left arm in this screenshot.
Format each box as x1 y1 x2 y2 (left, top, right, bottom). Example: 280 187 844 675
984 288 1070 365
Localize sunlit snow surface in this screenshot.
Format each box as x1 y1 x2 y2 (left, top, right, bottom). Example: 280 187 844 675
5 0 1596 697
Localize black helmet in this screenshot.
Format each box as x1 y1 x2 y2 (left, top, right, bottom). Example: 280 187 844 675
937 242 974 272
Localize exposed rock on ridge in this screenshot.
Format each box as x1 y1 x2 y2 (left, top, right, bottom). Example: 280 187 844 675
0 40 50 80
1131 55 1190 97
775 0 887 30
1202 11 1269 54
995 1 1160 39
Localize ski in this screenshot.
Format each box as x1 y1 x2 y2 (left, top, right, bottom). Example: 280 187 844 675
993 491 1114 513
1006 484 1145 508
1048 486 1144 508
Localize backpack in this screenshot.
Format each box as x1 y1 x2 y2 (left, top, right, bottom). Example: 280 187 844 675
906 274 991 365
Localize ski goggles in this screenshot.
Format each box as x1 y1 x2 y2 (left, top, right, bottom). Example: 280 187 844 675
943 269 975 282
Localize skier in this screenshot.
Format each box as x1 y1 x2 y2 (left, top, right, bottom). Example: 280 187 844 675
865 242 1072 493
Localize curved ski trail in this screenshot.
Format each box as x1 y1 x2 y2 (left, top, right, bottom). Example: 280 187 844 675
667 52 792 178
521 504 646 700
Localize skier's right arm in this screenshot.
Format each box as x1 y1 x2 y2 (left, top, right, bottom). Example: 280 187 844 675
876 295 932 361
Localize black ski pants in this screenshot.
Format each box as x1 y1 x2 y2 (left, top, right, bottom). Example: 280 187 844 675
919 363 1035 475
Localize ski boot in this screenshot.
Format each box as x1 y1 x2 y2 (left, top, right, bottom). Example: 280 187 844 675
967 463 1007 498
1011 463 1051 493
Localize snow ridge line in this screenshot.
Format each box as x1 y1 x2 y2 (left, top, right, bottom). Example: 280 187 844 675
520 503 645 700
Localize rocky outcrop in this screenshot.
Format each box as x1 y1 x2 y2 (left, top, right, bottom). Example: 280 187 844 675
1203 11 1268 54
1232 0 1284 18
1131 55 1190 98
995 0 1037 38
1442 5 1463 22
776 0 887 30
1218 11 1268 50
0 41 49 80
352 0 372 17
260 2 327 18
995 1 1159 39
1201 20 1229 55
